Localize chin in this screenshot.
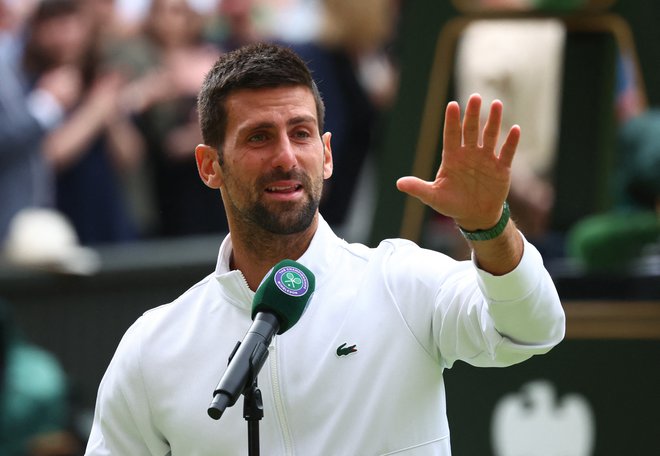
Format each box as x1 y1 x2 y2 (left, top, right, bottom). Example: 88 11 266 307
257 202 318 235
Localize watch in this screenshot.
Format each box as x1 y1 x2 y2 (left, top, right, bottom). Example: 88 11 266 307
458 202 510 241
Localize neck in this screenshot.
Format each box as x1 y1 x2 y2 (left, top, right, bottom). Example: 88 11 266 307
229 215 319 291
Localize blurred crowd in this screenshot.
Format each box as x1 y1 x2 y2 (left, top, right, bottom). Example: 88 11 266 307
3 0 656 279
0 0 400 257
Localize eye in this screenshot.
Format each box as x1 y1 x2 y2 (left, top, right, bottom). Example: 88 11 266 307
248 133 268 143
292 129 312 140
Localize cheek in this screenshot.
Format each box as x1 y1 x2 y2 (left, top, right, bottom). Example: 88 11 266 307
222 160 256 193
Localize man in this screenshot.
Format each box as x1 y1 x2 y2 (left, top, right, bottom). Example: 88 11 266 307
0 0 80 241
85 43 564 455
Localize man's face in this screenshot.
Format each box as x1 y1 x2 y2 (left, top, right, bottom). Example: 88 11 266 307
33 12 90 66
217 86 333 235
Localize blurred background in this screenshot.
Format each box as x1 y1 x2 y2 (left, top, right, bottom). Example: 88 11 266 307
0 0 658 454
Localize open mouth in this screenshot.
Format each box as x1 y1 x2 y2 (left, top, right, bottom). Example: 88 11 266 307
265 184 303 193
263 181 305 202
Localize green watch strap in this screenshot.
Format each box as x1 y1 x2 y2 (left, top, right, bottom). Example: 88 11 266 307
458 202 510 241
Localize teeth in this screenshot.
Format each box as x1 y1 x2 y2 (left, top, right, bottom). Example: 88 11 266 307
267 185 300 192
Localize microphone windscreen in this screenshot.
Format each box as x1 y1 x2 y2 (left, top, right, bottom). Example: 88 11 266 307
251 259 315 334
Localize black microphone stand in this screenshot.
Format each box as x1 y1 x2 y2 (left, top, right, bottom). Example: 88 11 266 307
243 378 264 456
208 339 267 456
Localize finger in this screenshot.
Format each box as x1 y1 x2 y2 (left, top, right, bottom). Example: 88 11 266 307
462 94 482 147
482 99 503 152
499 124 520 168
443 101 461 153
396 176 436 206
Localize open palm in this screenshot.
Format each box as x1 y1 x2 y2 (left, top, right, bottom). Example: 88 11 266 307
397 94 520 231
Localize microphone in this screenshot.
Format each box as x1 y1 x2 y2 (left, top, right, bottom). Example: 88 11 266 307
207 259 315 420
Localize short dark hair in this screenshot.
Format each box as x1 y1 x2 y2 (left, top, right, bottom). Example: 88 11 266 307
23 0 93 80
197 42 325 152
32 0 81 21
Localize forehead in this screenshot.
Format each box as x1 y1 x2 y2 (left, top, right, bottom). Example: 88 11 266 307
224 86 318 130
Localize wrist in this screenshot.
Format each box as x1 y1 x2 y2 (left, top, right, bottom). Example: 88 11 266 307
458 201 510 241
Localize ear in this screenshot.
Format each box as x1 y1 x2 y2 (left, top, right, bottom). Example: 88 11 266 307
321 132 333 180
195 144 223 189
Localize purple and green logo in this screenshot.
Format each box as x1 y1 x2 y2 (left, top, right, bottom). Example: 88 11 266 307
274 266 309 297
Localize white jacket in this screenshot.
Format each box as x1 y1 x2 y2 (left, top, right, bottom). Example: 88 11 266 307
85 217 564 455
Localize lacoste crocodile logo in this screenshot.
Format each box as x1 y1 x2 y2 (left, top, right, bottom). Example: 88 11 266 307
336 342 358 357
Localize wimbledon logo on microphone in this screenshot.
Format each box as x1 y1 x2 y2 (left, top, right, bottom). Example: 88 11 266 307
274 266 309 297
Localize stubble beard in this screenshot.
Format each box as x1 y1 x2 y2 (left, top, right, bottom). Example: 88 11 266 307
223 168 323 236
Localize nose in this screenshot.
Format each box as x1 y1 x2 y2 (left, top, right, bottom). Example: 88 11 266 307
271 135 297 171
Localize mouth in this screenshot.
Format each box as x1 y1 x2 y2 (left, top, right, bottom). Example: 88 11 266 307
264 181 304 201
265 183 303 193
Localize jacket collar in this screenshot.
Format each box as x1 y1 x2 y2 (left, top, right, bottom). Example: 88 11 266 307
213 215 341 310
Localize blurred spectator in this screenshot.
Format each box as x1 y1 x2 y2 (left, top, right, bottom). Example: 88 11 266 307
287 0 400 227
115 0 150 27
567 110 660 272
83 0 140 45
23 0 145 245
81 0 156 238
114 0 218 32
205 0 266 51
0 299 82 456
203 0 320 50
0 0 81 242
119 0 226 237
261 0 321 44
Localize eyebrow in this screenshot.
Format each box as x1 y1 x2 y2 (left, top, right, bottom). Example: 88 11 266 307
287 115 317 127
238 115 317 136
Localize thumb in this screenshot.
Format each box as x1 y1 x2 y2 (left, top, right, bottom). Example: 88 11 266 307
396 176 433 204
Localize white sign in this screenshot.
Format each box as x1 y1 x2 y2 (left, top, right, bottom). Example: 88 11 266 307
491 380 595 456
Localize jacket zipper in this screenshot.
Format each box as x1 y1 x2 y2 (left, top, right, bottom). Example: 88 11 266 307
269 339 294 455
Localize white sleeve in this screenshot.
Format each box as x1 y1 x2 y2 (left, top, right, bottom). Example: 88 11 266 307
85 318 171 456
433 237 565 368
26 88 65 129
466 236 566 366
385 235 565 369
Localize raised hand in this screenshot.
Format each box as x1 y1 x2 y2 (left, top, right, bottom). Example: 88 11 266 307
37 65 83 111
397 93 520 232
